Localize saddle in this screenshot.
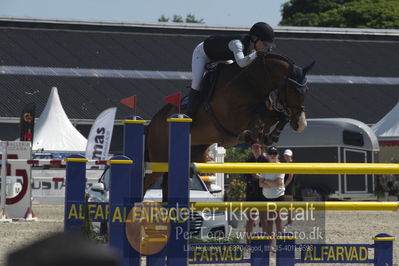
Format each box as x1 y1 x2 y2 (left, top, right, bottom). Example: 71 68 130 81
199 62 225 103
199 63 239 137
180 62 223 110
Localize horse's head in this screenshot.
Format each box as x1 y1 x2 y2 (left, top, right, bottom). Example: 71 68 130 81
257 53 315 133
274 60 315 132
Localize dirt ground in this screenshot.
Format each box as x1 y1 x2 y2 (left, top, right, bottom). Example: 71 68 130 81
0 203 398 266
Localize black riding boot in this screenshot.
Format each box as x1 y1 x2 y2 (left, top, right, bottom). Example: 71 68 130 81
187 88 201 120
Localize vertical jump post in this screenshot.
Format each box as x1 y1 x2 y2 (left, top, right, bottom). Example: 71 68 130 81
108 155 133 266
123 117 146 265
167 114 191 266
64 155 87 232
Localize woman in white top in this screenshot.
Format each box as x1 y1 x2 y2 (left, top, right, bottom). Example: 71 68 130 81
259 146 285 238
283 149 295 227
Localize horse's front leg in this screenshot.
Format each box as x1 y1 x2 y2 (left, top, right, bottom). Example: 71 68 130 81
263 118 289 145
259 112 280 145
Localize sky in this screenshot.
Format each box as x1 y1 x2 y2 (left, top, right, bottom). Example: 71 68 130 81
1 0 287 27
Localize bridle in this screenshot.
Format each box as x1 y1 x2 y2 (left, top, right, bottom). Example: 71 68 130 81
262 56 306 119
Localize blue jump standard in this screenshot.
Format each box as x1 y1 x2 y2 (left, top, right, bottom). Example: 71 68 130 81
64 114 395 266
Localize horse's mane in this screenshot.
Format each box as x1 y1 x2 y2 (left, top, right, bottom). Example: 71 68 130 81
260 52 310 88
263 52 296 66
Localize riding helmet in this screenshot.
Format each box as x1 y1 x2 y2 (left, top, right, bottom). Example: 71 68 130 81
249 22 276 48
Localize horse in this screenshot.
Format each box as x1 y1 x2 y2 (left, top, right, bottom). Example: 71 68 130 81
144 52 315 199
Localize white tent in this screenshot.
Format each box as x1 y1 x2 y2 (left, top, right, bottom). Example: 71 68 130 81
33 87 87 152
371 101 399 146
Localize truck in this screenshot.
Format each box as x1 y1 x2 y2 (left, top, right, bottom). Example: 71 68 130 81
276 118 379 200
87 167 228 238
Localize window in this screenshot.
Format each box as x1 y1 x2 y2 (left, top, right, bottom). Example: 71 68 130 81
343 130 364 147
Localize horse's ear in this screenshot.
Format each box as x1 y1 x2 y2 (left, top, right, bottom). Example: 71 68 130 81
303 61 316 75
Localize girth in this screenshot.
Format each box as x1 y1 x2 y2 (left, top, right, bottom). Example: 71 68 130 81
203 102 238 138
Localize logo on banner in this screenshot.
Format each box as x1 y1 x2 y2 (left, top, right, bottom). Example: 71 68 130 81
92 127 106 159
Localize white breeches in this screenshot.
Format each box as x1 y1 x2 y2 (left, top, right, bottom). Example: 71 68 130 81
191 42 210 91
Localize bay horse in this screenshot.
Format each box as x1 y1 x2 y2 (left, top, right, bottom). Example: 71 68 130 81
145 52 315 197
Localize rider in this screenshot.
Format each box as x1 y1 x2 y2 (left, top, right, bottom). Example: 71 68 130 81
187 22 276 119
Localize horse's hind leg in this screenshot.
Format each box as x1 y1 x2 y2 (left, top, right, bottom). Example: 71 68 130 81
161 173 168 203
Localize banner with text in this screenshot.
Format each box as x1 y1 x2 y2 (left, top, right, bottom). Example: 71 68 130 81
85 107 116 161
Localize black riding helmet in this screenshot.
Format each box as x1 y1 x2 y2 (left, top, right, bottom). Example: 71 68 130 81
249 22 276 48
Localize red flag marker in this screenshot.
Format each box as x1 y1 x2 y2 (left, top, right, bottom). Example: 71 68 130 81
120 95 137 116
164 93 182 113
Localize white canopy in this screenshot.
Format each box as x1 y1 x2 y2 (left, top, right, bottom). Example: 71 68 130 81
371 101 399 146
33 87 87 152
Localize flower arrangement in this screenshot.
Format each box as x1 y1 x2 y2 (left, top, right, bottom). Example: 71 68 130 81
224 146 252 201
374 180 387 198
374 174 399 199
226 175 246 201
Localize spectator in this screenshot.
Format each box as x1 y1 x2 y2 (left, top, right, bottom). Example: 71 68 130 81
283 149 295 228
244 142 268 242
259 146 285 243
261 145 268 158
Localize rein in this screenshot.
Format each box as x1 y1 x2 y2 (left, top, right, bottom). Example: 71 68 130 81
262 56 305 118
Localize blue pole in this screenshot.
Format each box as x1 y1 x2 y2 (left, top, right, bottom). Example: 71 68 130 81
147 247 167 266
373 233 394 266
276 232 296 266
64 155 87 232
124 118 146 265
249 232 271 266
108 155 133 266
123 117 146 203
167 114 191 266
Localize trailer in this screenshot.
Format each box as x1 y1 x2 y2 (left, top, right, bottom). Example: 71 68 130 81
276 118 379 200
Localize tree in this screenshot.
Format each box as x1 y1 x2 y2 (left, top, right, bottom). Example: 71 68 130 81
185 14 204 24
173 15 184 23
158 15 169 22
280 0 399 29
158 14 205 24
